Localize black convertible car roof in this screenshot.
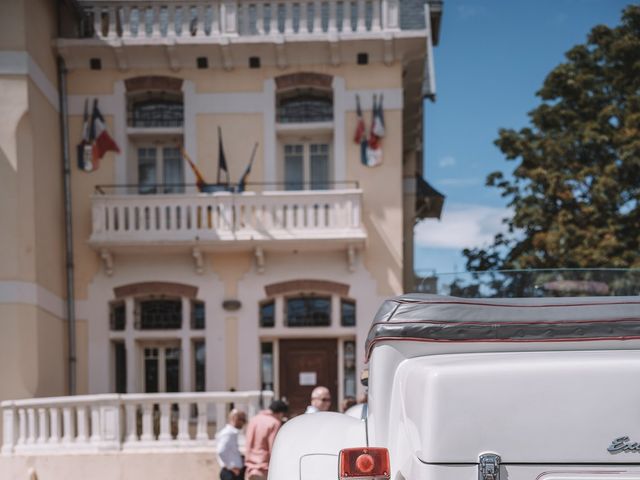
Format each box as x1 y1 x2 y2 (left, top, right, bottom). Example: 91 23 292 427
365 294 640 358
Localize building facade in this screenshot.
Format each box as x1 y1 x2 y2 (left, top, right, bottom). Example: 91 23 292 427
0 0 443 418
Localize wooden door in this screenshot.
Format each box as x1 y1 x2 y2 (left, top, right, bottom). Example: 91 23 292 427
279 339 338 416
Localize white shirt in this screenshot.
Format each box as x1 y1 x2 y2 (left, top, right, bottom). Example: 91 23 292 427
215 424 243 469
305 405 318 413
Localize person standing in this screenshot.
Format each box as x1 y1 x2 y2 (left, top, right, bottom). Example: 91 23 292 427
244 400 288 480
216 409 247 480
305 386 332 413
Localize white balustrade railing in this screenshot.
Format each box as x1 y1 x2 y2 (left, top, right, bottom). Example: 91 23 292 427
90 189 364 245
79 0 401 40
2 391 273 455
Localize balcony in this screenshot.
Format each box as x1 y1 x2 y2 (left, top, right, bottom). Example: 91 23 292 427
90 185 366 268
58 0 441 70
78 0 402 40
2 391 271 455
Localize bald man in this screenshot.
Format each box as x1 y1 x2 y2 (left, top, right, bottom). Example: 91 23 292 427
215 409 247 480
305 386 332 413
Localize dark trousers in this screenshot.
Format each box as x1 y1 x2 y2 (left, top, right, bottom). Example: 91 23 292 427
220 467 245 480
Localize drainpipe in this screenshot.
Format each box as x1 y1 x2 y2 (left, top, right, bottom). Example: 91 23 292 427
57 55 77 396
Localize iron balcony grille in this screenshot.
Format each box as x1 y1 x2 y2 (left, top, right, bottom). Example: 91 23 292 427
277 99 333 124
128 102 184 128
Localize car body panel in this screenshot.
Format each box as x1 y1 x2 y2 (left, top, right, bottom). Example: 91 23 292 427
394 350 640 463
269 412 366 480
269 295 640 480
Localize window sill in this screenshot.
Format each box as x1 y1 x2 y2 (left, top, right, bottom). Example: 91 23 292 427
127 126 184 137
276 121 333 135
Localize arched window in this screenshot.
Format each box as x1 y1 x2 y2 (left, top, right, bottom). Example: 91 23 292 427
127 91 184 128
285 295 332 327
135 297 182 329
277 88 333 123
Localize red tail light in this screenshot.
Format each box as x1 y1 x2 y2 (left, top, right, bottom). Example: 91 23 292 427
339 447 390 479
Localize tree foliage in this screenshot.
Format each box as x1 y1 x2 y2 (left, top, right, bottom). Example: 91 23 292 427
464 5 640 271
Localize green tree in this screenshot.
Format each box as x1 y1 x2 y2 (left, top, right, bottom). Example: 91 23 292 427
464 5 640 271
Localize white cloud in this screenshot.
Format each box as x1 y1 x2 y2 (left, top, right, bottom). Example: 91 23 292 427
438 155 457 168
415 203 510 250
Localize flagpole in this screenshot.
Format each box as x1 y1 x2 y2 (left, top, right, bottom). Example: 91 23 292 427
217 126 223 184
182 148 208 191
239 142 259 188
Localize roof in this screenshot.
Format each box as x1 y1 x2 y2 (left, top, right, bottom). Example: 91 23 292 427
365 294 640 357
415 174 445 220
400 0 443 45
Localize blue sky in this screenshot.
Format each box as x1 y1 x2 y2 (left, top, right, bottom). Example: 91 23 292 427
414 0 632 275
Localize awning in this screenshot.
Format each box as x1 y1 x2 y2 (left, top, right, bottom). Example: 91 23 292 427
415 174 445 220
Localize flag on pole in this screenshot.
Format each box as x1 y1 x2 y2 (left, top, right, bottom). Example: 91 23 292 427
182 148 208 192
372 93 385 138
366 94 383 167
217 126 229 184
82 99 120 172
238 142 259 192
353 94 369 166
77 99 90 170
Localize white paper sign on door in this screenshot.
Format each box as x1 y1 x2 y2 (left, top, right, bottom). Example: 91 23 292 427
299 372 317 386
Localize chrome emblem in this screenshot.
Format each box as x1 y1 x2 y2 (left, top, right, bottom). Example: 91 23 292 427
608 436 640 454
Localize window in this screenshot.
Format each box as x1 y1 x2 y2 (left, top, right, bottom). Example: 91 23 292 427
107 283 202 397
110 301 126 331
260 342 274 391
260 301 275 328
137 145 184 194
127 89 185 193
284 142 331 190
144 347 160 393
136 299 182 330
194 341 206 392
277 90 333 123
143 345 181 393
343 341 356 398
114 341 127 393
191 301 205 330
165 347 181 392
128 92 183 128
286 296 331 327
341 299 356 327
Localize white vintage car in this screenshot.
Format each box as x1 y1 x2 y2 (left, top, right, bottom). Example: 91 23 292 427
269 294 640 480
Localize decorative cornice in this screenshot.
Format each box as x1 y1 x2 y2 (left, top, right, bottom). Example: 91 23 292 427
0 281 64 319
0 51 59 111
113 282 198 299
265 279 350 297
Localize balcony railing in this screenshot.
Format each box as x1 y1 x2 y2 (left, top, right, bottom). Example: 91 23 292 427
90 185 365 248
78 0 401 40
1 391 272 455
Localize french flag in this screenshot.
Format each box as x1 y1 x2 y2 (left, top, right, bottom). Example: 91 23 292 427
85 99 120 172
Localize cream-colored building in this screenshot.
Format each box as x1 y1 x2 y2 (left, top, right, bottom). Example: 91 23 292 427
0 0 443 475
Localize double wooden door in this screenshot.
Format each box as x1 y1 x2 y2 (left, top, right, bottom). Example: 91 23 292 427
279 339 338 416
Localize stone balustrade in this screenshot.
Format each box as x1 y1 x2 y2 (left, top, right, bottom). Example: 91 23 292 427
80 0 400 40
1 391 273 455
90 189 365 247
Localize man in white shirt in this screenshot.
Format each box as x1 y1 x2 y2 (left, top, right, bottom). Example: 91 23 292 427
216 409 247 480
304 386 332 413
